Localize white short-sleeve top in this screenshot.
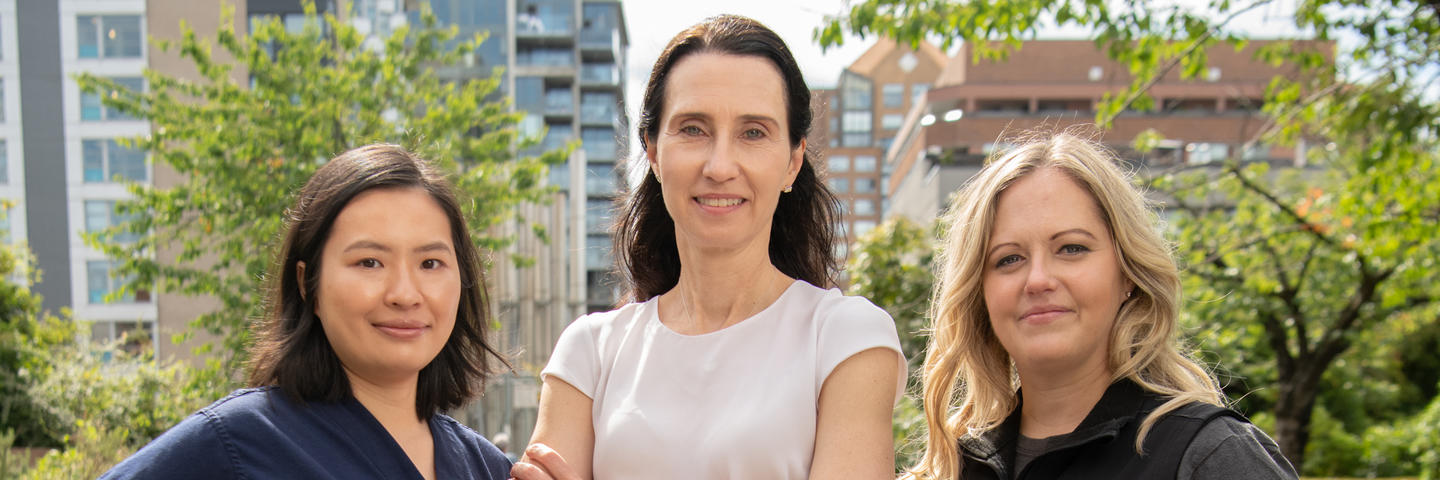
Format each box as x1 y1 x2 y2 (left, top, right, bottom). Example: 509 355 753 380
541 280 906 480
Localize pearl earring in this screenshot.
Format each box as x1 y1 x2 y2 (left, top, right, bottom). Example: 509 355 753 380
782 185 793 193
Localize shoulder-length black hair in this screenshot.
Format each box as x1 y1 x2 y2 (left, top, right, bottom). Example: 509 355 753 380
614 14 840 302
247 144 508 419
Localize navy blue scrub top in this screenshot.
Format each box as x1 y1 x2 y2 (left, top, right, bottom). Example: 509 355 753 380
100 387 511 479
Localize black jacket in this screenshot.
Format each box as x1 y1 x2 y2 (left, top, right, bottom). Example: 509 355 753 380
958 379 1240 480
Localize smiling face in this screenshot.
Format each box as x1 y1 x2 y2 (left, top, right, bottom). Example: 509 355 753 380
310 187 461 388
982 167 1133 376
646 52 804 255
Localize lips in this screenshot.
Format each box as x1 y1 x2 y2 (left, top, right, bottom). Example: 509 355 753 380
1020 305 1071 323
694 195 746 210
373 320 428 339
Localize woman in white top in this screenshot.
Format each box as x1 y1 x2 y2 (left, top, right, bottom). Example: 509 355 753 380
510 14 906 480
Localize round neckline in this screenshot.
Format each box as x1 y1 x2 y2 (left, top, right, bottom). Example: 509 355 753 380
649 279 803 338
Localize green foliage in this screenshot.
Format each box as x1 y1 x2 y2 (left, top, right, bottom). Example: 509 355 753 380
18 421 134 480
73 1 567 372
0 227 64 448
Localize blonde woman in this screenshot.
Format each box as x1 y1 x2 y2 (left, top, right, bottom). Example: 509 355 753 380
908 132 1296 479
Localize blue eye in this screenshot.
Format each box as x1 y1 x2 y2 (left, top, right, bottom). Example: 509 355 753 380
1060 244 1090 255
743 128 766 139
995 254 1022 268
679 125 704 136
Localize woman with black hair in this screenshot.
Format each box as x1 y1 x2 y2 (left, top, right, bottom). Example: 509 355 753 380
512 15 905 480
100 144 511 480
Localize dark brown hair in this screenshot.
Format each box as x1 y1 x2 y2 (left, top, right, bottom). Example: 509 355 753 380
614 14 840 302
247 144 507 419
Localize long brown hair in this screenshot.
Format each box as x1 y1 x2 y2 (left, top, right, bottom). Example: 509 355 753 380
613 14 840 302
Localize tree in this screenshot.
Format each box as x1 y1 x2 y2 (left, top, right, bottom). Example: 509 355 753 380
821 0 1440 471
75 2 567 372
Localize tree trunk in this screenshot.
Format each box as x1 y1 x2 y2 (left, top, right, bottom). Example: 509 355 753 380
1272 362 1322 472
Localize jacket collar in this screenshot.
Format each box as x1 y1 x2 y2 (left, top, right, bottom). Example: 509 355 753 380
958 379 1156 473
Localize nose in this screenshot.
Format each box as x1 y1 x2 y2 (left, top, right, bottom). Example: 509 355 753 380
1023 256 1058 295
701 137 740 183
385 265 423 309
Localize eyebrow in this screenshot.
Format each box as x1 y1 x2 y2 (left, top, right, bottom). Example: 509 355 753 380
669 112 781 127
343 240 454 255
985 228 1099 259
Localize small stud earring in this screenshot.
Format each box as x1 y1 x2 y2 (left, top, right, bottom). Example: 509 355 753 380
782 185 793 193
1126 290 1133 298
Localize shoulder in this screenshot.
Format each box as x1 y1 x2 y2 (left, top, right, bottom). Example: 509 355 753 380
431 414 513 478
790 281 892 323
562 300 652 338
1178 413 1298 480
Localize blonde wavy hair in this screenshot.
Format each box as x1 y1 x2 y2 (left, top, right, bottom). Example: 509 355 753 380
905 131 1222 480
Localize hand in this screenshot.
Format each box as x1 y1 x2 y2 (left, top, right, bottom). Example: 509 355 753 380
510 443 583 480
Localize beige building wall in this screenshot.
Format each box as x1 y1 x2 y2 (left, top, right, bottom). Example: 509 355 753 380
147 0 244 363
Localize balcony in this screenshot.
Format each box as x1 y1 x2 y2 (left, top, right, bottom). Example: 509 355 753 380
580 63 620 88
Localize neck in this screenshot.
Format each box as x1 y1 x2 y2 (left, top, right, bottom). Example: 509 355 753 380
664 242 790 335
1015 360 1114 439
347 369 427 434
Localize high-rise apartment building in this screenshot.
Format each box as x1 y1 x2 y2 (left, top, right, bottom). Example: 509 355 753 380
811 38 946 258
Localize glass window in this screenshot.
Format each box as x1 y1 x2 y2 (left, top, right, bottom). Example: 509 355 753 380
585 163 615 196
581 92 617 124
911 83 930 102
581 128 616 161
77 15 143 59
585 199 611 233
853 199 875 216
82 139 148 183
854 220 877 237
88 261 140 304
580 3 620 46
581 63 617 84
883 83 904 108
842 111 871 132
80 76 143 121
85 201 140 244
585 234 611 270
827 178 849 193
544 87 572 114
516 0 574 34
517 47 572 67
854 156 877 173
1185 142 1229 164
881 114 904 131
840 72 872 110
827 156 849 173
855 178 876 193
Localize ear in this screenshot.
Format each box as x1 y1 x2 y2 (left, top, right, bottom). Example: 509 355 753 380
296 261 308 301
786 138 805 186
646 139 660 183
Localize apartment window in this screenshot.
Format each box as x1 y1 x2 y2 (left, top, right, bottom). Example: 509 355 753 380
516 0 575 34
85 201 140 244
585 163 615 196
841 111 872 148
827 178 849 193
581 92 617 124
516 47 572 67
840 72 872 109
882 83 905 108
881 114 904 130
854 220 877 237
828 156 849 173
82 139 148 183
77 15 143 59
1185 143 1229 164
81 77 144 121
855 178 876 193
585 199 611 233
581 128 616 161
854 155 877 173
88 260 144 304
544 87 572 114
585 234 611 270
911 83 930 102
853 198 875 216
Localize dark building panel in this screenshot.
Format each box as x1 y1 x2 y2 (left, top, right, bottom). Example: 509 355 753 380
18 0 70 312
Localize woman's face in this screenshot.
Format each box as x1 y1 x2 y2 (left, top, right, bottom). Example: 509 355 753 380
646 52 803 255
309 187 461 387
981 167 1132 376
